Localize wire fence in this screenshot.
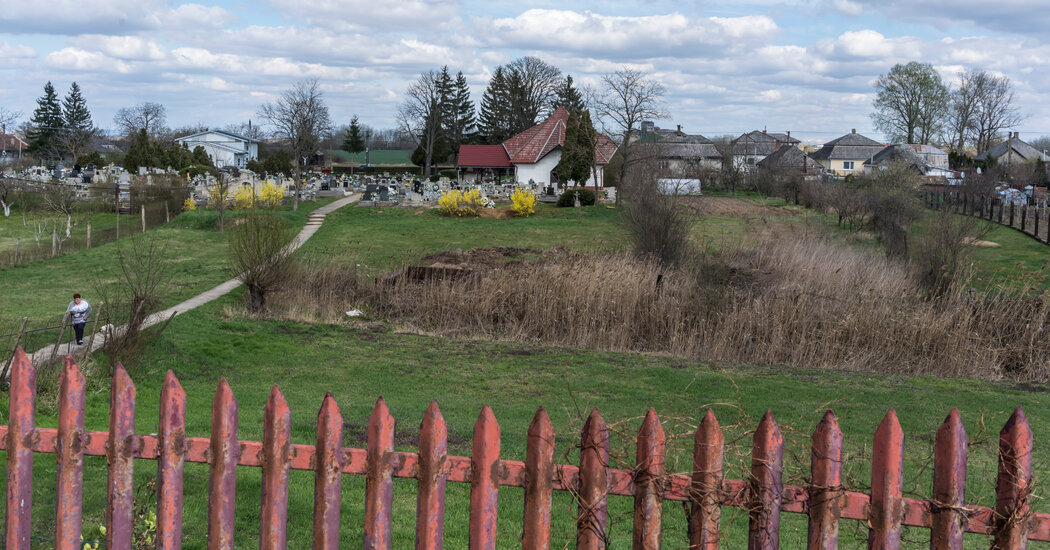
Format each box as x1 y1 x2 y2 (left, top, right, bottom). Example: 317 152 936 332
0 306 113 379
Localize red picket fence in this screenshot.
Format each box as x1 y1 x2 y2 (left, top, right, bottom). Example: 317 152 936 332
1 346 1045 549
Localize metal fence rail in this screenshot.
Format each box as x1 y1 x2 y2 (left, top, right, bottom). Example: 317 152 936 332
927 190 1050 246
0 347 1043 549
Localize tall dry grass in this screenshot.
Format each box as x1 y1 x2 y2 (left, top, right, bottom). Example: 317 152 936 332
303 235 1045 381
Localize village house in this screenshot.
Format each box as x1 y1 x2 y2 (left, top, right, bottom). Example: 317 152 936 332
975 132 1050 165
174 129 259 169
730 130 800 168
457 108 618 190
0 133 27 165
755 144 824 176
809 130 885 177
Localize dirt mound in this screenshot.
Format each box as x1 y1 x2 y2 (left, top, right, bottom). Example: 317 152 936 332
380 247 563 284
680 197 791 217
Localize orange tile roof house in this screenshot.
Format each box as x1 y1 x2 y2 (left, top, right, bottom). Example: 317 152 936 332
459 108 618 188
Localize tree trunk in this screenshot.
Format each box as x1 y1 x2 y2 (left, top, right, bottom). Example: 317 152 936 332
1 201 10 217
65 213 72 238
249 287 265 313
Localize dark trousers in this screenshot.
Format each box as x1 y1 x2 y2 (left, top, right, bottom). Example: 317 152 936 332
73 322 86 344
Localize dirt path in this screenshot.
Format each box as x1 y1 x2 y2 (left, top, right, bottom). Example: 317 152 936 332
25 195 359 367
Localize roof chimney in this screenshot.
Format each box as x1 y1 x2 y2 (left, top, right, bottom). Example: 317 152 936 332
676 124 682 136
763 126 767 134
852 128 856 134
1014 131 1020 139
786 130 790 139
775 139 781 152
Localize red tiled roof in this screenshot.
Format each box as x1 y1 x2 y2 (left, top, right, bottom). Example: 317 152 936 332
457 144 512 167
1 134 27 150
501 108 618 166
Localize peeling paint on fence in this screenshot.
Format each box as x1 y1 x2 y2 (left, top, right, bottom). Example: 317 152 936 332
1 347 1049 549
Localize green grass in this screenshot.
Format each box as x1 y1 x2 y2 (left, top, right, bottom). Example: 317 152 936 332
298 203 629 275
0 198 340 336
1 297 1044 548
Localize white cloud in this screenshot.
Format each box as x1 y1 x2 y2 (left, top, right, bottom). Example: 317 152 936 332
268 0 460 31
68 36 167 61
829 0 864 15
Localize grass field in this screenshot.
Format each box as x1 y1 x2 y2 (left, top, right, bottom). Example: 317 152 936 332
1 294 1046 548
1 195 1049 547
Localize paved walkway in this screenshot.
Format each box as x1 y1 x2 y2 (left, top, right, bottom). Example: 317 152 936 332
26 195 359 366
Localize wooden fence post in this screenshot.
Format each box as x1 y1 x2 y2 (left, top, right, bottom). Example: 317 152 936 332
141 204 147 233
749 411 783 550
365 397 395 549
1009 202 1015 228
931 408 967 550
1021 205 1028 234
809 410 842 550
1 316 29 381
106 364 136 550
992 407 1032 549
208 378 239 550
633 408 666 549
470 405 501 550
578 408 609 550
869 410 904 549
523 407 555 550
314 393 343 550
691 410 723 549
86 220 91 249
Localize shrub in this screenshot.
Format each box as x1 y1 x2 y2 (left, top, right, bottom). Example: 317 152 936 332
182 197 196 211
229 211 296 312
438 189 486 217
439 169 457 179
556 187 595 207
207 182 232 209
510 188 537 217
233 185 255 210
258 182 285 208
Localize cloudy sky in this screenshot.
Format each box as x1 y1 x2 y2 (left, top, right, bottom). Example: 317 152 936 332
2 0 1050 145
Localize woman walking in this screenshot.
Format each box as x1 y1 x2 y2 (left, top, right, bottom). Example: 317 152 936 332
66 293 91 346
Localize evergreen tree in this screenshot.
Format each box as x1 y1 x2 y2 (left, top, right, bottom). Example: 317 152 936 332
554 109 596 186
479 67 511 143
27 81 64 162
123 129 153 171
342 115 366 161
442 71 475 164
553 75 586 115
192 145 214 167
61 82 95 161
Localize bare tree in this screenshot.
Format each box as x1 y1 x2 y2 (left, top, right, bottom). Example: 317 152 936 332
0 178 19 217
113 102 167 138
505 56 563 132
259 79 332 211
43 183 78 238
591 68 667 206
973 72 1023 154
229 211 296 312
946 69 982 151
396 71 443 179
870 62 949 144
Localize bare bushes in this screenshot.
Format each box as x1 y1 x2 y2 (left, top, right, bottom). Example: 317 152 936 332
265 260 367 323
621 159 693 267
366 240 1050 382
93 234 171 363
913 208 993 296
229 212 296 312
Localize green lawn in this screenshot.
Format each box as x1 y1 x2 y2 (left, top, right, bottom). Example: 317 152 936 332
2 295 1046 548
0 198 338 337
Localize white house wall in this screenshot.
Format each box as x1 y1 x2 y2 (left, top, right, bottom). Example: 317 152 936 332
514 150 604 188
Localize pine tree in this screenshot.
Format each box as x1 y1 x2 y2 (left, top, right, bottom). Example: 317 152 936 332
342 115 366 162
442 71 475 164
555 109 596 186
123 129 153 171
61 82 95 162
479 67 511 143
553 75 586 115
27 81 64 162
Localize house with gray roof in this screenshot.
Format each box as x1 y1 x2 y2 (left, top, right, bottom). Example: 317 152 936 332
730 130 800 168
809 130 885 177
756 145 824 176
174 129 259 169
975 133 1050 165
863 145 928 173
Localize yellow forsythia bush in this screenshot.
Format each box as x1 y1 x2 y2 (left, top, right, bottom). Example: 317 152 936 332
182 197 196 211
233 185 255 209
258 181 285 208
207 183 232 209
438 188 486 217
510 188 537 217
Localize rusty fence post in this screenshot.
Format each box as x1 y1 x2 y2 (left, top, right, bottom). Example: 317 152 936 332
749 411 783 550
51 312 70 363
4 348 36 548
470 405 501 550
869 410 904 549
578 408 610 550
365 397 395 550
416 401 447 550
208 378 239 550
106 364 136 549
992 407 1033 549
931 408 967 550
523 407 555 550
690 410 723 549
260 386 292 550
157 370 186 550
314 393 344 550
808 410 842 550
55 356 86 550
633 408 665 549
